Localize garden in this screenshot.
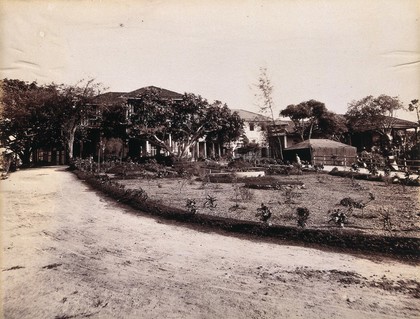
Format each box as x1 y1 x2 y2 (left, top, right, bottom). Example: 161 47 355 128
72 158 420 258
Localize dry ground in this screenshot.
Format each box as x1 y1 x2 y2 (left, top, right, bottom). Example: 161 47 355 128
116 173 420 238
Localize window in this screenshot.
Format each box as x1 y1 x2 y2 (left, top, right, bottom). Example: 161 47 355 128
249 123 255 131
150 145 157 156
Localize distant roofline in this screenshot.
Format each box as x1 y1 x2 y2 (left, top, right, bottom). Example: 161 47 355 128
231 109 271 122
126 86 183 100
284 138 356 150
94 86 184 103
337 114 419 130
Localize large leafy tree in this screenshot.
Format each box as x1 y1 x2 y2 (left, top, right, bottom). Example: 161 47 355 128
0 78 105 164
203 101 243 145
345 95 404 143
50 79 105 162
313 111 348 141
128 88 243 159
127 87 174 154
280 99 344 141
0 79 62 165
100 103 128 139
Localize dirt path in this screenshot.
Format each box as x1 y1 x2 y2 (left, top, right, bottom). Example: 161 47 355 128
1 167 419 319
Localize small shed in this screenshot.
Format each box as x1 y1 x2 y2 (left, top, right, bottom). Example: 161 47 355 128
283 139 357 166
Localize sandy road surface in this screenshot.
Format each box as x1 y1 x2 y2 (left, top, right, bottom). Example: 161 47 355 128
1 167 419 319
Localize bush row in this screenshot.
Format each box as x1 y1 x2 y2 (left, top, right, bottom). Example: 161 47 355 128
328 168 420 186
74 170 193 220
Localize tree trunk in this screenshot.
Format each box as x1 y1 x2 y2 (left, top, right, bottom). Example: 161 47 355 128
176 142 197 161
65 126 77 163
308 122 314 140
275 136 284 160
79 140 84 158
299 134 305 142
20 148 32 166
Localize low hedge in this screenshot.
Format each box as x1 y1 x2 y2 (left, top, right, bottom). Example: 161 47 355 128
328 169 382 181
245 179 304 190
74 170 193 221
73 170 420 260
207 175 281 184
328 168 420 186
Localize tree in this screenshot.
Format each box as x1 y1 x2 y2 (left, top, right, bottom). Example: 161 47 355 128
408 99 419 145
128 88 243 159
315 111 348 141
236 139 261 165
127 87 177 156
408 99 419 125
345 95 404 144
204 101 243 147
280 99 344 141
51 79 105 162
0 79 62 165
255 67 283 159
237 142 261 155
101 103 128 139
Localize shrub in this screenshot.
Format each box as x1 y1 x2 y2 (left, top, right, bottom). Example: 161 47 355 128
255 203 272 223
266 165 301 175
328 209 347 228
203 195 217 209
330 167 339 174
244 177 303 189
208 173 236 183
379 208 393 232
257 157 277 165
340 197 364 209
186 199 198 215
143 160 166 173
174 161 205 177
228 158 254 170
296 207 310 228
329 168 387 183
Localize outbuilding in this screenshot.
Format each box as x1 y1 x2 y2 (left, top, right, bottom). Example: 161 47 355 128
283 139 357 166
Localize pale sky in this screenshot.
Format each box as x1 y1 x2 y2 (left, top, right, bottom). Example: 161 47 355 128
1 0 419 120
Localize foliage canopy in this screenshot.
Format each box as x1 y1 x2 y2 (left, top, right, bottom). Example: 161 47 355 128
127 87 243 159
345 95 404 137
280 99 346 141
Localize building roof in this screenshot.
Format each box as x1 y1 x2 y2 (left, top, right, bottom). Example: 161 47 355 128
231 109 272 122
232 109 295 132
126 86 183 100
340 114 418 131
285 139 356 151
92 91 127 105
93 86 183 105
377 117 418 129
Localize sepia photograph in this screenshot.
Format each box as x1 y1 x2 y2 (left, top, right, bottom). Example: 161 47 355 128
1 1 419 318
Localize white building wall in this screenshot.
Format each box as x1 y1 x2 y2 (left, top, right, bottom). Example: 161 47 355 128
242 122 268 146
